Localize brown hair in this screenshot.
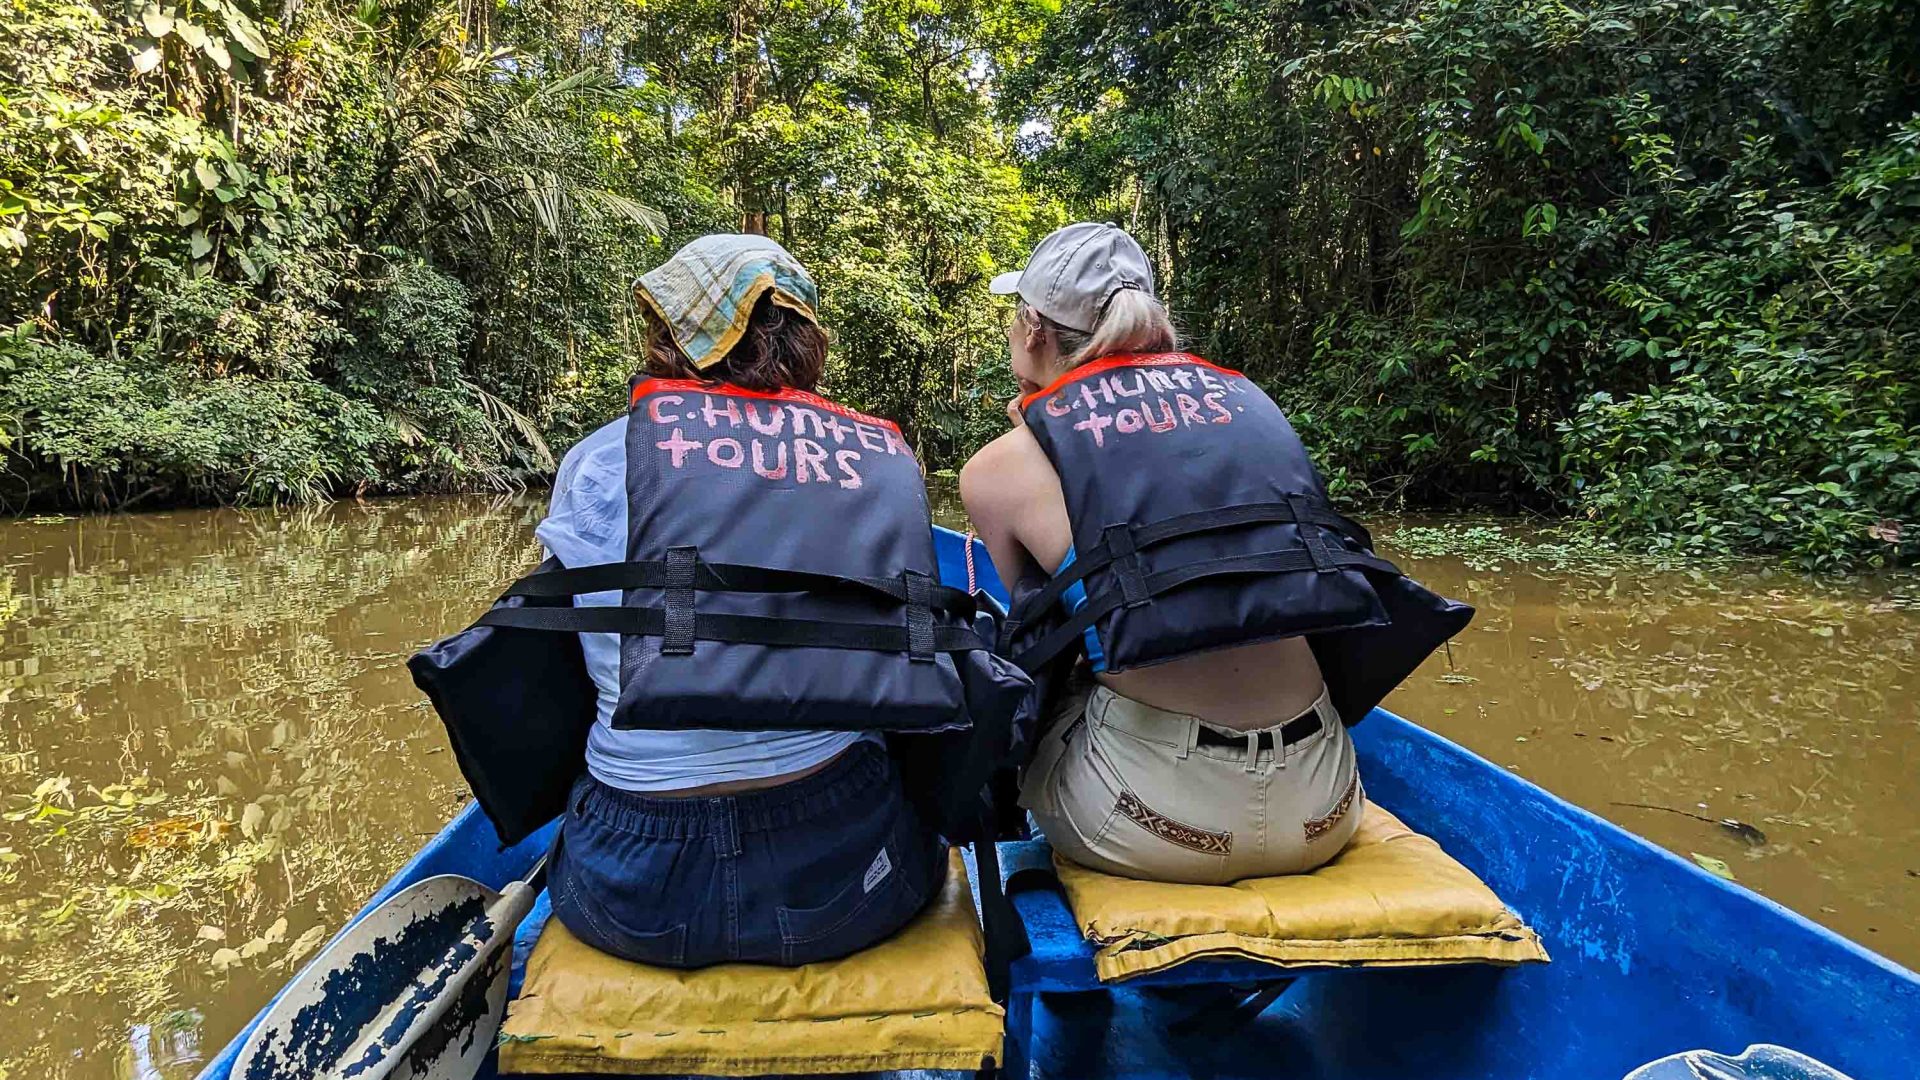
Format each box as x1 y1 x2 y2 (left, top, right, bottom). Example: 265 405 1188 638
643 293 829 392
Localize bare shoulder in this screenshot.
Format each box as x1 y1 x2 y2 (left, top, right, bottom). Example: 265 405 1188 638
960 427 1047 507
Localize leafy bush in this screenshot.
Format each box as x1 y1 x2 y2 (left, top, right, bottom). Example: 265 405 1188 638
1005 0 1920 566
1 0 1051 510
0 332 384 505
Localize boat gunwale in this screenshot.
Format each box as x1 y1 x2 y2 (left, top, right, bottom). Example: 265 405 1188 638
194 526 1920 1079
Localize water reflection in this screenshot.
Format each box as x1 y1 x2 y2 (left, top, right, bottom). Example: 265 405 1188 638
0 497 538 1077
0 492 1914 1075
1378 537 1920 970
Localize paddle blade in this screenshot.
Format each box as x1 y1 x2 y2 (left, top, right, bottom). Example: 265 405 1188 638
230 874 510 1080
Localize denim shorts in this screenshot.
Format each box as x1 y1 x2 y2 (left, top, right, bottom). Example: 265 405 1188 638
548 741 948 968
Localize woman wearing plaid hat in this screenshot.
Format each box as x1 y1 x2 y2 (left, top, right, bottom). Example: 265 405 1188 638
533 235 951 969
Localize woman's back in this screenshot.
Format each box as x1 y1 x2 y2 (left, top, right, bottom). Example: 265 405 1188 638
539 414 865 793
963 422 1327 729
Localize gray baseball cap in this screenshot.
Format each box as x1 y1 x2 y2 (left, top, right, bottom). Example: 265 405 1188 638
990 222 1157 333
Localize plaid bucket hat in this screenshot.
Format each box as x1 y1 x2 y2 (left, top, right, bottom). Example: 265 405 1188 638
634 234 821 370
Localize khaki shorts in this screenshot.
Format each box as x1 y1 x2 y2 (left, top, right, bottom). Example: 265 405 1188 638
1019 683 1364 885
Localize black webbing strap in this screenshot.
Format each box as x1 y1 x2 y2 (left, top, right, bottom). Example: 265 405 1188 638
1103 523 1150 608
903 570 935 662
662 547 696 655
476 604 987 654
1287 494 1332 572
502 559 975 615
1011 545 1401 674
973 824 1028 1002
1007 498 1374 627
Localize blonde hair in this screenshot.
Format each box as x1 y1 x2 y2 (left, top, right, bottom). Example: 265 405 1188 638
1024 288 1180 370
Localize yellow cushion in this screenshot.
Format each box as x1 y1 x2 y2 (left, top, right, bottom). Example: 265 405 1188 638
1053 803 1550 982
497 851 1003 1075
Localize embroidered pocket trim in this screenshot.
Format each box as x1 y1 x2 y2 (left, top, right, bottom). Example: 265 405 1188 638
1117 791 1232 855
1304 771 1360 844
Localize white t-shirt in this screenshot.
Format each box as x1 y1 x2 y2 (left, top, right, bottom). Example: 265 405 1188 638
535 415 866 792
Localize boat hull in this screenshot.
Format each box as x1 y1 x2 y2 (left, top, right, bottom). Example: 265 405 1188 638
196 527 1920 1079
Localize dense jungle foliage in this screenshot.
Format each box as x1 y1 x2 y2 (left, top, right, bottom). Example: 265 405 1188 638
4 0 1918 567
1008 0 1920 568
1 0 1049 508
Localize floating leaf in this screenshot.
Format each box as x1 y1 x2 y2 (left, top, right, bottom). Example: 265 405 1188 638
197 925 225 941
210 946 242 972
140 3 174 36
264 916 288 944
279 925 327 968
1690 853 1735 881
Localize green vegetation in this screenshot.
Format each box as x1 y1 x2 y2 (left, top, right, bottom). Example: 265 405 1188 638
1006 0 1919 568
1 0 1047 508
5 0 1918 567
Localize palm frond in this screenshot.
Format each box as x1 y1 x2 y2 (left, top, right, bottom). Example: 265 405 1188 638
465 381 555 470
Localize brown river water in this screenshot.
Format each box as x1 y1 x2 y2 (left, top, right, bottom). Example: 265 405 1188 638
0 491 1915 1078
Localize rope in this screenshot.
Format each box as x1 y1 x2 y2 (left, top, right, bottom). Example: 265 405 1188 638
964 530 979 594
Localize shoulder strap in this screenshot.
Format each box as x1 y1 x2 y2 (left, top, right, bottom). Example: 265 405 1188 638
502 559 976 615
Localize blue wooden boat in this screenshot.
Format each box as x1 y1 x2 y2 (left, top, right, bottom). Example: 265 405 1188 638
196 527 1920 1080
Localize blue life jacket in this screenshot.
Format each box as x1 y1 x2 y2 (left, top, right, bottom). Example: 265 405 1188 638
413 379 1033 848
1002 353 1472 726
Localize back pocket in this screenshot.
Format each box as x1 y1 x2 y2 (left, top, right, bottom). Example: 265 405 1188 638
557 872 690 967
776 837 932 965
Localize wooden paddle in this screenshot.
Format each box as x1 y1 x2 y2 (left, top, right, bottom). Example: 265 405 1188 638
230 856 547 1080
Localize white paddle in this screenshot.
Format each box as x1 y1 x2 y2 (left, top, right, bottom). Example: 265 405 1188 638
231 857 546 1080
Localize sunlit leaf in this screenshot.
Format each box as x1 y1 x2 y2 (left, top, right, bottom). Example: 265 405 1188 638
222 8 269 59
192 160 221 190
140 3 174 36
196 925 225 941
131 44 164 74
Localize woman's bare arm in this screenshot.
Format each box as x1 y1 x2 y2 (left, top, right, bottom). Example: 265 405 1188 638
959 426 1059 592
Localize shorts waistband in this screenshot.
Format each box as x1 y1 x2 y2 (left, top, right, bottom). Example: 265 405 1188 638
574 741 891 839
1086 684 1338 753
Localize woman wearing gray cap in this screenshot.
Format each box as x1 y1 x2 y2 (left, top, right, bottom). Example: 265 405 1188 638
961 222 1459 885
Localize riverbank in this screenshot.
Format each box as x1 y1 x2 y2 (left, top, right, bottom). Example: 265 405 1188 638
0 494 1915 1077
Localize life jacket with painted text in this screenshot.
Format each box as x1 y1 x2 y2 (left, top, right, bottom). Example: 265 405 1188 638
1001 353 1472 726
414 379 1033 848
